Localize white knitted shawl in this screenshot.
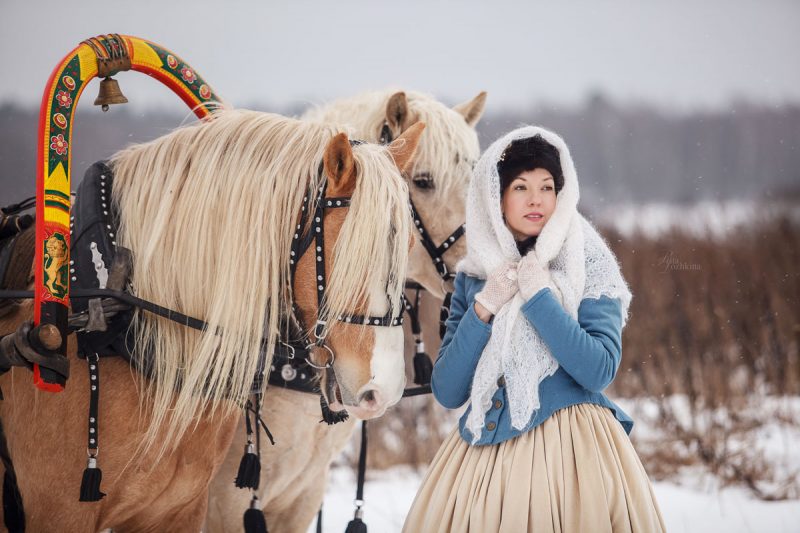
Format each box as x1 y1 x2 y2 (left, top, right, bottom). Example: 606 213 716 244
456 125 633 444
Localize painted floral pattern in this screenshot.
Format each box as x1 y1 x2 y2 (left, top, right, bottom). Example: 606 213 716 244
180 67 196 84
55 90 72 109
50 134 68 156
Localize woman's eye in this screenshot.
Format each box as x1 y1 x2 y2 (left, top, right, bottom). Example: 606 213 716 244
412 172 435 190
514 185 526 191
543 185 553 191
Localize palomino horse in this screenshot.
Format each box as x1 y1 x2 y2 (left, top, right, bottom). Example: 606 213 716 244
207 90 486 532
0 109 424 531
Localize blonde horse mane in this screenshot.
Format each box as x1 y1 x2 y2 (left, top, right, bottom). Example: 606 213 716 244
304 89 480 204
109 108 410 454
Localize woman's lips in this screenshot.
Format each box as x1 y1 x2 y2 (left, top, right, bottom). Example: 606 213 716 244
524 213 543 221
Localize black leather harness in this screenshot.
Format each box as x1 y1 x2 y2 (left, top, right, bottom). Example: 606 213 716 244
69 159 405 396
267 154 405 394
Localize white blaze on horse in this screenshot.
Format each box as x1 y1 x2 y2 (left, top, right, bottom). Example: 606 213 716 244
207 90 486 533
0 109 424 532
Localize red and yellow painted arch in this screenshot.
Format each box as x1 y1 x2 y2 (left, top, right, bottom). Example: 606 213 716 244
34 34 223 391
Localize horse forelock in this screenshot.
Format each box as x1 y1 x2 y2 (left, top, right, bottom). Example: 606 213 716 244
319 143 411 342
107 109 408 455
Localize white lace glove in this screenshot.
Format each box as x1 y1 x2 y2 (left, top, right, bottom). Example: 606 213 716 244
518 251 555 300
474 262 519 315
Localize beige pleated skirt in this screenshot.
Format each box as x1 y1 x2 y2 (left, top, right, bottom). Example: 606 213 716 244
403 403 666 533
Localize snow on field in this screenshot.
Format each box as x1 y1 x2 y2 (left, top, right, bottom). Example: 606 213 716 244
593 199 800 239
309 464 800 533
309 396 800 532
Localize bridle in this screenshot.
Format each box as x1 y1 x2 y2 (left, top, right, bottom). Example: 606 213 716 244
380 122 465 284
381 123 466 338
267 125 470 395
274 146 405 375
408 199 464 283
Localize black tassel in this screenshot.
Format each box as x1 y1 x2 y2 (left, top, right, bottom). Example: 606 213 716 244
234 443 261 489
413 351 433 385
243 496 268 533
345 517 367 533
79 456 106 502
319 394 349 425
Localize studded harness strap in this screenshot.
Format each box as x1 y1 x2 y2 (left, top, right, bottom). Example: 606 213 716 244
266 151 405 394
381 124 466 283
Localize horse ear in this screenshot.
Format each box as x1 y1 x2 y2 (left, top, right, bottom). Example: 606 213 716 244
453 91 487 127
387 122 426 173
323 132 357 197
385 91 409 131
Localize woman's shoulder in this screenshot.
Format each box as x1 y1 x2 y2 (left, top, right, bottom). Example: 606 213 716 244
452 272 487 306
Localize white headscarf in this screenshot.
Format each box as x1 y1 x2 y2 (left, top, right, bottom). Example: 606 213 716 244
457 125 633 443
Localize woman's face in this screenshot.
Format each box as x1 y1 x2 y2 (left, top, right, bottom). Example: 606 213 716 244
501 168 557 240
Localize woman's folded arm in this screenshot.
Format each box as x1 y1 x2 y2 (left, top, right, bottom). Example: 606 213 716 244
521 288 623 393
431 274 492 409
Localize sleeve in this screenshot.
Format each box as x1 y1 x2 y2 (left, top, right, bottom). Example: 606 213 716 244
430 272 493 409
520 288 623 393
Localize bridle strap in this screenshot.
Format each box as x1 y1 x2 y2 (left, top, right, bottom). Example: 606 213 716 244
284 163 404 363
408 197 464 281
377 124 465 282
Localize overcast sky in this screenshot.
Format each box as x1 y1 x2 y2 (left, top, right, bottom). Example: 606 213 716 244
2 0 799 113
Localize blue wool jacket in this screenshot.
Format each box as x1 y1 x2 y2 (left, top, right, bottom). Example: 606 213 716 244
431 272 633 446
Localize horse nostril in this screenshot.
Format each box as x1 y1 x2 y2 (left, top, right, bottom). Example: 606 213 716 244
358 388 382 410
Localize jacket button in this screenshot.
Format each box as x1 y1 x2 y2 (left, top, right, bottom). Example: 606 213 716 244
487 422 496 431
494 400 502 409
497 376 506 387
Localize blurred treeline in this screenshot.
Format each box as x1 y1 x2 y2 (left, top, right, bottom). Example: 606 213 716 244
2 94 800 207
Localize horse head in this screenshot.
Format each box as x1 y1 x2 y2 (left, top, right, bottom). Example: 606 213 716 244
386 91 486 297
292 124 425 420
306 90 487 297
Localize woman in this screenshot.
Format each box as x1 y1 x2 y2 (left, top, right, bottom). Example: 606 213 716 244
403 126 666 532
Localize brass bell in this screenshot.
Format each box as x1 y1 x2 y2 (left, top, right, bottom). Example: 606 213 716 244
94 77 128 112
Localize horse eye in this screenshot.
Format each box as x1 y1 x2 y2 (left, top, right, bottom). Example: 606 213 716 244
412 172 435 190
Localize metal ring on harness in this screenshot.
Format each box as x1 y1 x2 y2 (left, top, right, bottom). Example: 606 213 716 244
304 343 335 369
278 341 296 360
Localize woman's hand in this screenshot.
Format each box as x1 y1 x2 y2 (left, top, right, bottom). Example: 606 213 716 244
518 251 555 300
474 262 519 318
473 301 494 323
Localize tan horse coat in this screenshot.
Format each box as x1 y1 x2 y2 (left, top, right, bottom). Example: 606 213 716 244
0 300 239 531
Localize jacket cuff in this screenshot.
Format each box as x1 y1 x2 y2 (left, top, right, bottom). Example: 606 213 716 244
520 287 553 313
464 300 493 335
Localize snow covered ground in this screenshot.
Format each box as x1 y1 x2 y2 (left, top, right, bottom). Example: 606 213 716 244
308 396 800 532
593 199 800 239
309 465 800 533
